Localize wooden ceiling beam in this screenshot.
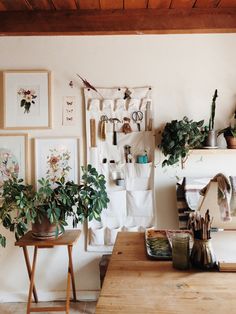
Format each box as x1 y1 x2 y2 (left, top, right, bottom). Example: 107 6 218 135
0 8 236 35
100 0 123 9
218 0 236 8
171 0 196 8
194 0 220 8
148 0 171 9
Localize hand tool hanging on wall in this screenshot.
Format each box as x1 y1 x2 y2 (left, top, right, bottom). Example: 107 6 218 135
124 145 132 163
121 117 132 134
132 111 143 131
109 118 121 145
145 101 151 131
99 115 109 141
90 119 96 147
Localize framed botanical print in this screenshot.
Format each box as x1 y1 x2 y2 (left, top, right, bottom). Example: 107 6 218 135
0 134 28 189
34 137 79 188
3 70 51 129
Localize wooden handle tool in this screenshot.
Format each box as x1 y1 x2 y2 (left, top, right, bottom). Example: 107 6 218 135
90 119 96 147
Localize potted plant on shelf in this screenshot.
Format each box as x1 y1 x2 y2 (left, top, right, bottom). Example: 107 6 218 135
218 110 236 148
159 116 206 168
0 164 109 247
204 89 218 148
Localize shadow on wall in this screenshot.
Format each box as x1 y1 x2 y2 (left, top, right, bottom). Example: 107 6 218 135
155 184 179 229
78 256 101 291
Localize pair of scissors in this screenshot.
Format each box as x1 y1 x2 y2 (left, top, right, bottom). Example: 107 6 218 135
132 111 143 131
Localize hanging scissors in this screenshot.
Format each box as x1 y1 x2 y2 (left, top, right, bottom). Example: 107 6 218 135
132 111 143 131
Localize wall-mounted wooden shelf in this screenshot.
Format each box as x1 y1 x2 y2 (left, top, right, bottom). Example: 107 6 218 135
190 149 236 155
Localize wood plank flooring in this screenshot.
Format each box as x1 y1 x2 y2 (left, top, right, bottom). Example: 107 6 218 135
0 301 96 314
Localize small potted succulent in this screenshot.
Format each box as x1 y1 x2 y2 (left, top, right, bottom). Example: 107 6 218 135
0 164 109 247
218 110 236 149
159 116 206 168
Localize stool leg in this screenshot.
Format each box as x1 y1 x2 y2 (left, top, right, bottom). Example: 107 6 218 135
27 246 38 314
68 245 77 302
22 247 38 303
66 253 71 314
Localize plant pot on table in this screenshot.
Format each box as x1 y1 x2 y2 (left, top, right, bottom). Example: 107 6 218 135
204 130 218 148
225 136 236 149
31 215 62 240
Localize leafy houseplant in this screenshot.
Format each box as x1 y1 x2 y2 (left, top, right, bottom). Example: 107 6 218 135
0 165 109 247
160 116 206 167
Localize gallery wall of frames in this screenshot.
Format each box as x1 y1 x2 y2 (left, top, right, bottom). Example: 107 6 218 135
0 70 80 191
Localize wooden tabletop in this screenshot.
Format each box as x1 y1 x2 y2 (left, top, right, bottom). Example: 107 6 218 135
96 232 236 314
15 230 81 247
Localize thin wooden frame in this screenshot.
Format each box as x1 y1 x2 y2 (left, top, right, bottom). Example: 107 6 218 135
34 137 79 189
3 70 51 129
0 133 28 185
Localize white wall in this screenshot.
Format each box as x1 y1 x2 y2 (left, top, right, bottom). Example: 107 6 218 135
0 34 236 301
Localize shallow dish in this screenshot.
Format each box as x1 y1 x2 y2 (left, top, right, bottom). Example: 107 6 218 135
145 229 172 260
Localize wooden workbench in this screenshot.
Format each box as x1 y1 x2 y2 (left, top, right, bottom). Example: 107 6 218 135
96 232 236 314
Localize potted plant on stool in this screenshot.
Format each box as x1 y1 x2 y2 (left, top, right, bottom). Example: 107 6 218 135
0 165 109 247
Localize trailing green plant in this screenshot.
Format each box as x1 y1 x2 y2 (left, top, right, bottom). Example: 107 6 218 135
0 164 109 247
208 89 218 131
160 116 206 167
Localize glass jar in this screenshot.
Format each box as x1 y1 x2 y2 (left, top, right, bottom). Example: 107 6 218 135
190 239 216 270
172 233 190 270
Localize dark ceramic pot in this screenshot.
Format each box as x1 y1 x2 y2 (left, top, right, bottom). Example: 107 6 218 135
31 216 62 240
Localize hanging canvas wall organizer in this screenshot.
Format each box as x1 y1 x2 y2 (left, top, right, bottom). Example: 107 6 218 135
84 87 155 252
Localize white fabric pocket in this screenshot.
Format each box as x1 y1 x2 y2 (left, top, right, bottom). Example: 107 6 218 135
135 163 152 178
89 227 105 246
106 227 123 245
127 190 153 217
127 99 140 112
105 190 127 219
115 99 126 111
125 163 152 191
88 99 100 111
126 178 151 191
102 99 114 111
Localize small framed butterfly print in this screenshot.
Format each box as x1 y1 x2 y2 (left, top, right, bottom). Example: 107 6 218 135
62 96 76 126
2 70 51 129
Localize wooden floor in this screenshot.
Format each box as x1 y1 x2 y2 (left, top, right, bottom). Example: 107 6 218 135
0 301 96 314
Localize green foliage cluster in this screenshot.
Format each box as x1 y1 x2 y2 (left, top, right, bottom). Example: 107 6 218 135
160 116 206 167
0 165 109 247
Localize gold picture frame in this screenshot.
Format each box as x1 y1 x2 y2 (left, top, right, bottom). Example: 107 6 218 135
3 70 51 129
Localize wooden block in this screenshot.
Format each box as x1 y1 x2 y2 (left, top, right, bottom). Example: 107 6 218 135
90 119 96 147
